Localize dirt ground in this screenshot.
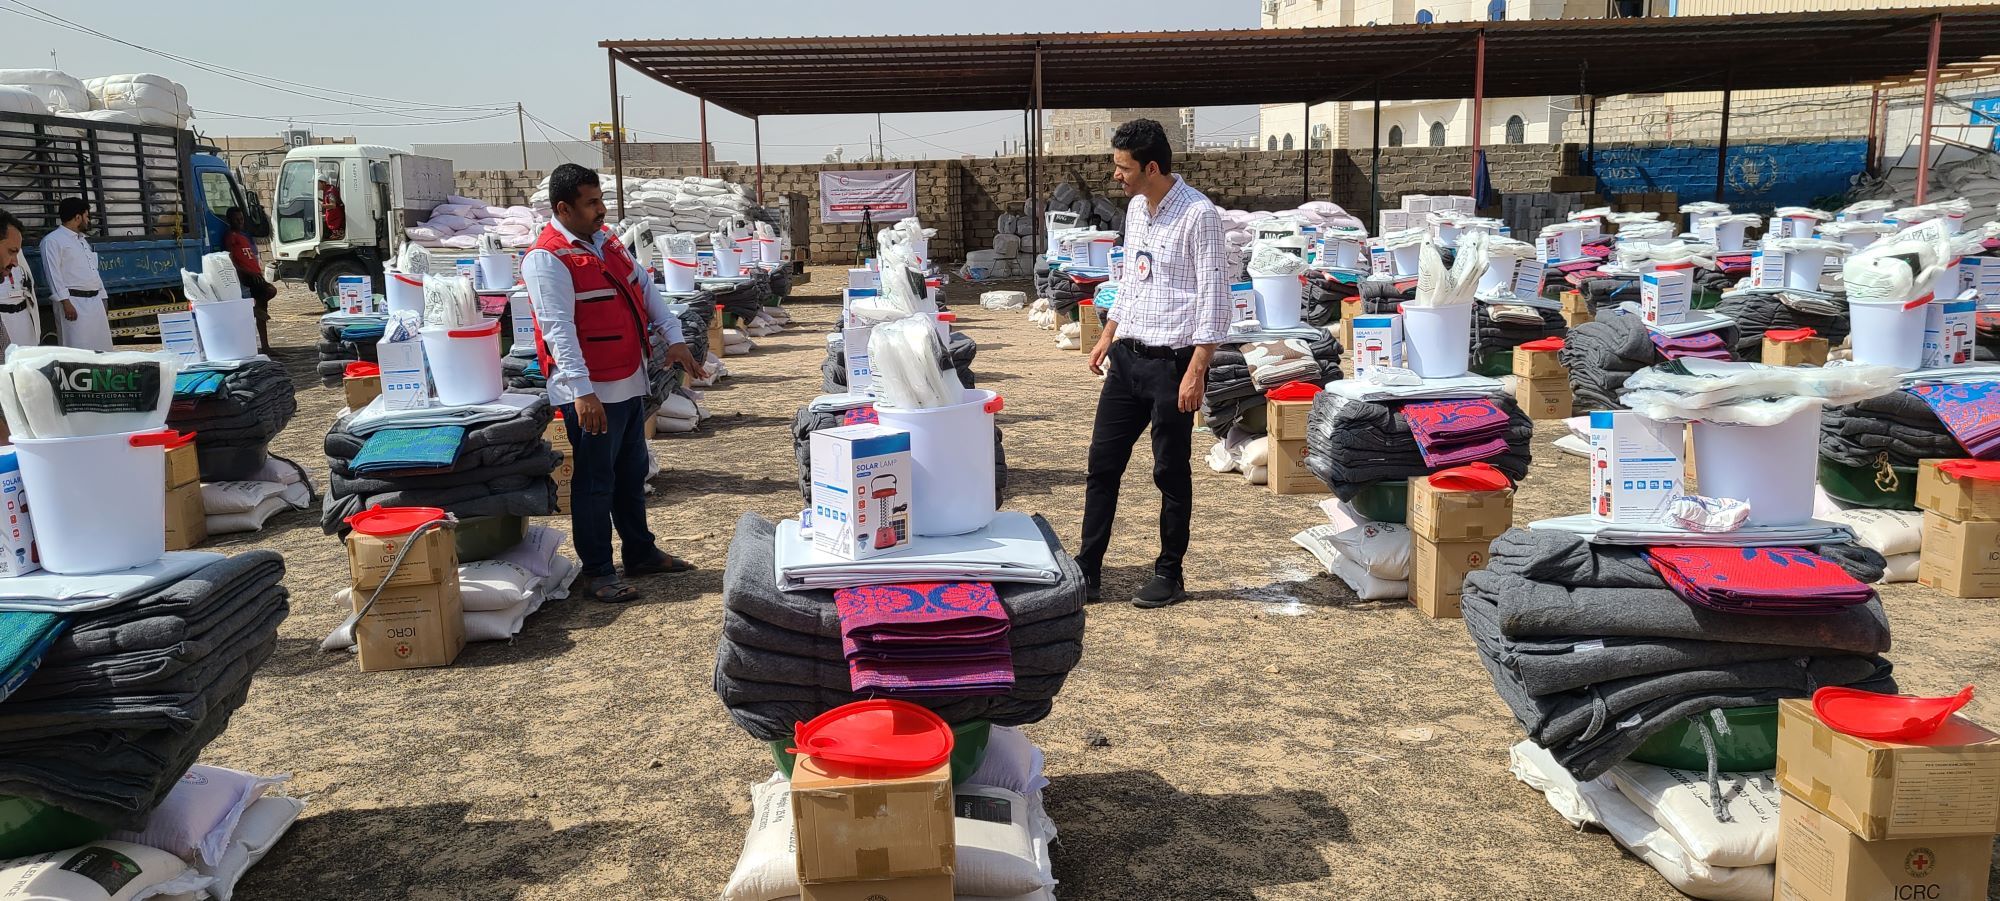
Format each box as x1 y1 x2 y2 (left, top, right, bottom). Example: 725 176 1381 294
198 269 2000 900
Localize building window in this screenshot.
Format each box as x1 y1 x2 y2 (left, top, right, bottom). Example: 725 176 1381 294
1416 9 1434 23
1505 115 1525 144
1268 135 1279 152
1283 133 1295 150
1429 121 1446 147
1488 0 1506 19
1388 125 1403 147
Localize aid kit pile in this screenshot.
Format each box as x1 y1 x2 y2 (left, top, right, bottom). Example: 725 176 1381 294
1302 387 1533 500
1615 358 1902 428
720 724 1058 901
405 195 537 250
530 173 755 234
315 311 386 386
1470 527 1894 900
792 394 1007 508
1203 325 1343 460
165 360 299 481
0 551 290 872
1819 371 1998 507
321 524 578 648
320 394 560 534
717 513 1084 742
1709 288 1851 355
1560 310 1742 413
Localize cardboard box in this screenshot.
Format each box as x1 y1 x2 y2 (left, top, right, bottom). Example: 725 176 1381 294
1918 512 2000 598
799 875 953 901
1267 399 1314 442
1231 280 1255 325
1753 249 1788 288
336 274 370 314
1961 256 2000 305
847 268 879 292
157 310 202 366
1924 298 1977 369
1916 459 2000 522
346 522 458 590
164 481 206 551
1762 336 1830 367
1512 347 1565 380
1775 792 1993 901
350 579 466 672
1077 301 1100 347
374 331 430 412
791 756 954 885
0 453 37 577
1513 259 1548 298
1410 536 1488 619
342 373 382 412
508 290 536 353
1589 411 1684 524
809 425 913 560
1339 298 1364 351
1350 315 1404 379
1267 438 1323 495
164 442 199 489
1518 376 1573 420
1560 290 1593 328
708 304 727 358
1407 478 1514 542
842 325 876 392
1776 697 2000 841
1640 268 1691 326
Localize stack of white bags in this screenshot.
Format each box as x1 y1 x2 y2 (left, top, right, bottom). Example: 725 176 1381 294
204 455 314 535
530 173 755 234
0 69 191 127
407 195 537 250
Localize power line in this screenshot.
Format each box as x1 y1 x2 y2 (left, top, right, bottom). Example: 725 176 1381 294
193 108 515 128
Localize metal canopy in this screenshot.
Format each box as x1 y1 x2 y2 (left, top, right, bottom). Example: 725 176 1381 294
602 8 2000 118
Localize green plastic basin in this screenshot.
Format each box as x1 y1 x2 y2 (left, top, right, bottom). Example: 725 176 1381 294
0 795 109 859
455 515 527 563
1629 705 1779 772
1817 456 1918 510
1348 479 1409 524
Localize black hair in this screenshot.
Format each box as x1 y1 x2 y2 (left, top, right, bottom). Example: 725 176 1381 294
1112 118 1173 175
0 209 18 241
223 206 244 231
548 164 600 211
57 197 88 223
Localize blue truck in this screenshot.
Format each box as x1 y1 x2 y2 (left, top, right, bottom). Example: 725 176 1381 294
1 109 264 341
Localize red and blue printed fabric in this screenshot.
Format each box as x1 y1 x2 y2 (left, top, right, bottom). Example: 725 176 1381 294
1905 382 2000 458
1648 331 1731 361
1403 399 1511 468
842 405 879 426
1646 546 1875 615
835 582 1014 696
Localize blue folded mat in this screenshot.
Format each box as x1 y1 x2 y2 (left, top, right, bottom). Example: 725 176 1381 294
0 612 67 702
349 426 467 474
341 323 387 341
172 370 228 398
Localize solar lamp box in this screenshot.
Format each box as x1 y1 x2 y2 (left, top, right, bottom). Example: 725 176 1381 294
1961 256 2000 307
841 325 875 394
508 291 536 355
351 578 465 672
791 755 954 886
1923 298 1976 369
1915 459 2000 522
809 425 913 561
1589 411 1684 524
1350 315 1404 378
1640 268 1691 326
1752 249 1788 289
158 310 202 366
0 453 36 577
373 332 430 412
1231 280 1256 324
1775 697 2000 841
1774 790 1994 901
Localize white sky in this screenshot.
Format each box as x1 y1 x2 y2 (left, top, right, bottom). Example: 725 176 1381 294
6 0 1264 164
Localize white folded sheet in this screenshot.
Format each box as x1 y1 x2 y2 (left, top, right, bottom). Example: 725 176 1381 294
774 512 1062 591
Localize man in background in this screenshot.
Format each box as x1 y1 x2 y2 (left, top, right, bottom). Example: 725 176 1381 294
222 207 278 354
0 209 36 352
523 164 705 603
37 197 113 351
1078 119 1230 609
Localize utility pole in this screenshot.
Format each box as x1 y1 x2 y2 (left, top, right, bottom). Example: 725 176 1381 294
516 102 529 169
876 114 884 161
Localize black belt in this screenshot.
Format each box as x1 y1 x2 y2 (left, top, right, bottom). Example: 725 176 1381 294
0 299 29 314
1117 338 1193 361
67 289 99 298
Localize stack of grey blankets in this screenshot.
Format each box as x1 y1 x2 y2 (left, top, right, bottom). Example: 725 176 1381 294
166 361 299 482
501 354 545 394
1821 390 1965 471
1035 261 1104 317
1713 288 1851 355
1359 276 1418 315
321 398 561 534
1575 275 1640 312
314 314 386 387
1473 299 1566 358
790 395 1006 508
822 331 979 394
1465 529 1893 780
717 513 1086 742
0 552 288 827
1302 392 1533 500
1559 312 1741 413
1203 327 1343 437
707 272 771 326
1301 271 1357 327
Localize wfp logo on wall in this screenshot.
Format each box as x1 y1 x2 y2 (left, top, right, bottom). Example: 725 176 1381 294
1725 147 1779 197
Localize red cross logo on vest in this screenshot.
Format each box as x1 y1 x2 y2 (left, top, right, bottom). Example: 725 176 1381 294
528 223 653 383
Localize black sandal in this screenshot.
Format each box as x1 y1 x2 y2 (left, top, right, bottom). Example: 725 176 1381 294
624 554 696 577
580 575 643 603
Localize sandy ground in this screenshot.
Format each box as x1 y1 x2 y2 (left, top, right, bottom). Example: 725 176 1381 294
197 270 2000 900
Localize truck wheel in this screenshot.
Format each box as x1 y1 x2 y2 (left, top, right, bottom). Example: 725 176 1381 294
314 260 371 310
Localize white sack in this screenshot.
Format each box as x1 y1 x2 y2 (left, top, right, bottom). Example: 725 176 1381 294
0 69 90 114
0 347 178 440
1327 521 1413 581
197 795 305 901
1604 763 1781 868
108 765 288 866
1881 551 1920 584
1813 507 1921 557
0 841 213 901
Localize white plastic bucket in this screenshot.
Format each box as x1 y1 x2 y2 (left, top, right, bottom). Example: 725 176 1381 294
1784 249 1828 291
1713 220 1749 252
14 428 183 573
419 318 503 406
1088 238 1115 268
716 244 742 278
662 255 698 293
192 299 259 362
1334 241 1363 270
1692 408 1818 526
1391 243 1422 277
1557 230 1585 260
1848 300 1928 369
1477 257 1517 295
1434 221 1463 247
1935 260 1963 302
1401 304 1474 378
1252 274 1304 329
386 267 425 318
477 253 512 291
759 237 781 264
873 390 1001 537
1945 214 1965 235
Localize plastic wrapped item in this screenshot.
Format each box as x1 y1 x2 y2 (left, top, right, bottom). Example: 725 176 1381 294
422 274 478 330
394 242 431 277
870 315 964 410
0 346 179 439
1842 236 1942 304
1247 242 1309 277
200 253 242 303
1668 495 1752 533
1411 233 1487 308
1618 358 1902 418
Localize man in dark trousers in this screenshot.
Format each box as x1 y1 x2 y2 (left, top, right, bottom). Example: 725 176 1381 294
1079 119 1230 608
522 164 704 602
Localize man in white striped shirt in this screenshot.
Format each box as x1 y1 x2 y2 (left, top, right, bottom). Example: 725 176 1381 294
1080 119 1231 609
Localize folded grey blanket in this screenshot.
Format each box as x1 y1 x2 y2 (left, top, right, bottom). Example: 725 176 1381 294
1485 528 1886 591
322 482 556 534
1462 570 1892 654
13 592 288 701
324 398 555 461
330 448 562 497
45 551 285 663
1462 592 1854 697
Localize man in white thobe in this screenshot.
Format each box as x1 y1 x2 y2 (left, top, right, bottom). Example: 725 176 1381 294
37 197 113 351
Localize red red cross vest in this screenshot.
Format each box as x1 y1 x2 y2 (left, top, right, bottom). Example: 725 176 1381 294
529 223 652 383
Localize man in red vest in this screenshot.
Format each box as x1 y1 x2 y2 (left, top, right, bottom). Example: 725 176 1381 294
523 164 705 602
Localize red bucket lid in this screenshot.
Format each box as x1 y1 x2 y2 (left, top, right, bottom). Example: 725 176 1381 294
344 361 381 379
1765 328 1817 343
1813 685 1975 742
345 505 447 537
447 318 502 339
788 699 954 776
1264 381 1323 402
1519 337 1565 352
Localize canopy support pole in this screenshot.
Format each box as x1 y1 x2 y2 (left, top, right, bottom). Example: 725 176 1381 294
1917 14 1943 204
1866 87 1883 178
754 116 764 203
1470 30 1486 198
699 100 711 178
608 50 625 222
1303 102 1312 203
1370 87 1383 230
1032 43 1044 255
1714 68 1733 204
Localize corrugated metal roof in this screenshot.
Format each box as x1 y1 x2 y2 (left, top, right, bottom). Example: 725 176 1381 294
602 9 2000 117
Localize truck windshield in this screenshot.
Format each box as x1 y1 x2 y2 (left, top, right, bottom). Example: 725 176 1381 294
274 160 316 244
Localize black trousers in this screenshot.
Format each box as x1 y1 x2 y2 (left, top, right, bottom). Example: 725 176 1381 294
1077 340 1196 584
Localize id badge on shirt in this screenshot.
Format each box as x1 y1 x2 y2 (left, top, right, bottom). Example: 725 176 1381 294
1133 250 1154 283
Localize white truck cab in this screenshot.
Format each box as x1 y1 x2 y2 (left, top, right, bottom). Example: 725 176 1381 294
268 144 453 302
